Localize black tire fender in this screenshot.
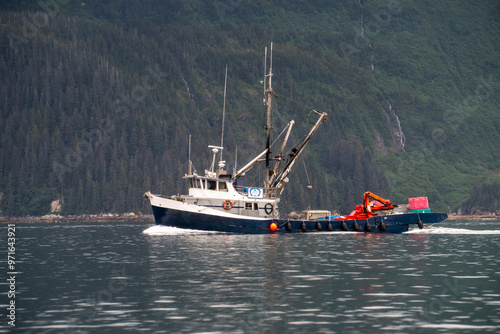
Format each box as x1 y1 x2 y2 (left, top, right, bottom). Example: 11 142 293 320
418 220 424 229
379 222 386 232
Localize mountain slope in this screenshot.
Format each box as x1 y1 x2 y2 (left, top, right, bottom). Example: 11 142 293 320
0 0 498 215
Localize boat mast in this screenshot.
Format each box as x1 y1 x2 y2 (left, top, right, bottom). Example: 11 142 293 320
220 64 228 165
272 110 327 195
264 43 275 198
269 120 294 186
188 134 192 175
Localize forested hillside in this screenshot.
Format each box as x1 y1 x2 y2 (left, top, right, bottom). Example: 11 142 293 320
1 0 499 215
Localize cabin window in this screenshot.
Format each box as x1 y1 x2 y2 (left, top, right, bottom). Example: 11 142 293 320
207 180 217 190
189 179 202 189
253 203 259 210
245 203 253 210
219 181 228 192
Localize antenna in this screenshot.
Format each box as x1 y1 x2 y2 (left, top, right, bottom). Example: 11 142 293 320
188 134 192 175
220 64 228 163
234 145 238 176
263 46 267 101
208 145 223 174
269 42 273 89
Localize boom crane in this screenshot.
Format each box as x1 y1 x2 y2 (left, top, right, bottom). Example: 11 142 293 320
363 192 395 213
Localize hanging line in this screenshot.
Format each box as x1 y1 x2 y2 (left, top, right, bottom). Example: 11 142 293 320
302 159 311 187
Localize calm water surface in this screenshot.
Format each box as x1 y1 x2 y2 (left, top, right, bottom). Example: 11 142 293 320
2 220 500 333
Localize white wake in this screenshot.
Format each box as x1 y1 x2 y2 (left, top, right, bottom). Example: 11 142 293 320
143 225 220 236
405 227 500 235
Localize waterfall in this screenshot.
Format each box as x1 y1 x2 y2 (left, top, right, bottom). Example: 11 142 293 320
359 0 375 71
381 100 406 151
388 103 406 150
180 73 196 106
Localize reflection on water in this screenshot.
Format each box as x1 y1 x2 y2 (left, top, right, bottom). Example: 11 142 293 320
4 220 500 333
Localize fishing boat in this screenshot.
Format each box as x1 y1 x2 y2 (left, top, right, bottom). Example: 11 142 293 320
144 44 448 234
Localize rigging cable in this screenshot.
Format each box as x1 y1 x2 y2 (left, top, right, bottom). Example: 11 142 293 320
149 160 190 193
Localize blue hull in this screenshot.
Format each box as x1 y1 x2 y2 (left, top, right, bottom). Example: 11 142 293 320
151 205 448 234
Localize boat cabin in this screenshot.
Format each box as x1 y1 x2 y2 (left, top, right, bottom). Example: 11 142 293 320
181 174 279 219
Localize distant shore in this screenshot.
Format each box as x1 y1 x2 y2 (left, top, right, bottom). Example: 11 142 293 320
446 214 499 221
0 213 155 224
1 212 498 223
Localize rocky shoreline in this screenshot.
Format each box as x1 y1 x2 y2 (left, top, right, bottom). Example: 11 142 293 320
446 214 500 221
0 213 155 224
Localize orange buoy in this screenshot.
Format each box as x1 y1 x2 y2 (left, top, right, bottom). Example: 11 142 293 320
270 222 278 231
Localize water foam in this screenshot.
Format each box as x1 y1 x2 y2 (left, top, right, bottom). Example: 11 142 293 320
142 225 220 235
405 227 500 235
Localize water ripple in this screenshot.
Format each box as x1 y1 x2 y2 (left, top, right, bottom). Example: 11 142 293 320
8 220 500 333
